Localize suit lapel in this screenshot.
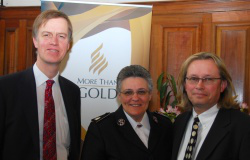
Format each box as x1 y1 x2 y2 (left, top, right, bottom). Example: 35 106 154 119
115 106 147 151
21 67 40 157
196 109 230 159
172 111 192 160
147 111 162 151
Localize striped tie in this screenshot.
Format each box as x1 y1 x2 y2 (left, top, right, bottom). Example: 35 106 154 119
43 80 57 160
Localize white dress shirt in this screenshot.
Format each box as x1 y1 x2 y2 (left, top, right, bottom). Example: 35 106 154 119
124 111 150 148
177 105 219 160
33 63 70 160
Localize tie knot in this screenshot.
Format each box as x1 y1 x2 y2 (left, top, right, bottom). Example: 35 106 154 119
137 123 143 128
46 80 54 88
194 116 200 123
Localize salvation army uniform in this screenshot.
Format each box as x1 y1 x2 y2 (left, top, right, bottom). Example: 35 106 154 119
81 105 173 160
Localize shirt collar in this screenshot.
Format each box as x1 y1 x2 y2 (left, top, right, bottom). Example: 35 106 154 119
33 63 59 87
123 110 150 130
192 104 219 126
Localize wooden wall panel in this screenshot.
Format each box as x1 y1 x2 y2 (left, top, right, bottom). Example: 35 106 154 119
164 26 200 79
246 35 250 107
150 13 203 110
5 29 18 74
149 22 164 109
201 14 212 52
18 20 28 72
211 9 250 106
213 10 250 23
216 24 250 105
150 1 250 15
0 7 40 76
26 27 36 68
148 0 250 110
0 20 5 75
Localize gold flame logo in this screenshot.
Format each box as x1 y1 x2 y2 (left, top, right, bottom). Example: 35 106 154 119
89 43 108 75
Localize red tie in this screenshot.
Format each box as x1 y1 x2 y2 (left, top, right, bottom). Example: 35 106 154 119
43 80 57 160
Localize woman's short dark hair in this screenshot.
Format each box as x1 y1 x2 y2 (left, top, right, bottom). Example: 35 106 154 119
116 65 153 93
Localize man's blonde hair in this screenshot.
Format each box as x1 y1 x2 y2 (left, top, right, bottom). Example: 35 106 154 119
32 10 73 42
177 52 239 111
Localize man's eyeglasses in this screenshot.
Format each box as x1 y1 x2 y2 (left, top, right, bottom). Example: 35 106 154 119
185 77 221 85
120 89 149 97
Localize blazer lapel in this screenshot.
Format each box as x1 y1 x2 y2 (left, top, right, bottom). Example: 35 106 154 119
115 106 147 151
147 111 162 151
196 109 230 159
21 67 40 157
172 111 192 160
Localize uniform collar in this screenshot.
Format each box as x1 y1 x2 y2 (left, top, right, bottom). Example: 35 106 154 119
123 110 150 131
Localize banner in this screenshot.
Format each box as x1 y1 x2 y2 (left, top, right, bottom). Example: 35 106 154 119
41 0 152 139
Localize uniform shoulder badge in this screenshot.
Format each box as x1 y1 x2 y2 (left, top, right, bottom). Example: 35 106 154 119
92 112 111 123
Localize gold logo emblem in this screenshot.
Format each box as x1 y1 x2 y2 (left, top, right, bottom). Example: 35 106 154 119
89 43 108 75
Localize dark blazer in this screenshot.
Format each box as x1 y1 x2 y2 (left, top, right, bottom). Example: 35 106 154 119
0 67 81 160
172 108 250 160
81 106 173 160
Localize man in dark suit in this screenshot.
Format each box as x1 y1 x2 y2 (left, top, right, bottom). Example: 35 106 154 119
172 52 250 160
0 10 81 160
81 65 173 160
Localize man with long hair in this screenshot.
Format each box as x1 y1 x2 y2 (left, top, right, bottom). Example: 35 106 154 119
172 52 250 160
